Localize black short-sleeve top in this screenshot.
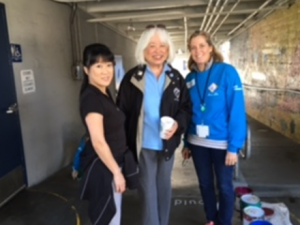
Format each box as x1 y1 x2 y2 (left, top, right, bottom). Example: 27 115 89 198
80 84 127 164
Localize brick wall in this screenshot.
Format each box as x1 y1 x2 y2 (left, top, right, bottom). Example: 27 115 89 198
230 1 300 143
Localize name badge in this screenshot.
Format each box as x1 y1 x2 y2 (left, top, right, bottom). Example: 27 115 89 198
196 125 209 138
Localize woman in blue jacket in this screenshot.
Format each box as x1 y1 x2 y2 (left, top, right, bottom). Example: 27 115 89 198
182 30 246 225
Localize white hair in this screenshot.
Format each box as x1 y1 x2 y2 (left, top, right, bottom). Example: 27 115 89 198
135 27 175 65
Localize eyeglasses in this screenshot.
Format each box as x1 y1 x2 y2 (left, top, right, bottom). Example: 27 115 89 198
145 24 166 30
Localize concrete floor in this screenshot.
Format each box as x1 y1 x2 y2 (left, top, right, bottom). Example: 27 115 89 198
1 117 300 225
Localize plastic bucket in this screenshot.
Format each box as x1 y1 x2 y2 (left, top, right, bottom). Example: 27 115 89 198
249 221 273 225
240 194 261 210
262 207 274 222
240 194 262 219
235 187 253 211
243 206 265 225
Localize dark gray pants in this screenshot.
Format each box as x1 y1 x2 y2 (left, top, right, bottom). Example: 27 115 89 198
138 149 175 225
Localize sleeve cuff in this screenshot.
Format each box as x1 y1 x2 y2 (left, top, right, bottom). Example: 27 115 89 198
227 145 238 153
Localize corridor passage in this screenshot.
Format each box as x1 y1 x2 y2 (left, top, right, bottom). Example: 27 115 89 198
1 117 300 225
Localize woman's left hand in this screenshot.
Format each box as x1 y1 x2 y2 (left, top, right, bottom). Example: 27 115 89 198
164 121 178 140
225 152 238 166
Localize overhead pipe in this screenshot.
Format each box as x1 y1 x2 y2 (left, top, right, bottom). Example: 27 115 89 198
227 0 273 35
211 0 241 36
189 6 286 18
184 16 188 53
69 3 77 64
86 0 206 13
88 6 287 23
69 3 83 80
200 0 213 30
75 6 82 63
204 0 222 31
217 0 289 45
207 0 229 33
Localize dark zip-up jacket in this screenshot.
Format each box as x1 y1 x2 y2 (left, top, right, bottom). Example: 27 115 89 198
117 64 192 161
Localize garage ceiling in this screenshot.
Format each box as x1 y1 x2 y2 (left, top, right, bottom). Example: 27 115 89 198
53 0 294 52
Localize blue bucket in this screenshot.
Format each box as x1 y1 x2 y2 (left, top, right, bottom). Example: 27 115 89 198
249 221 273 225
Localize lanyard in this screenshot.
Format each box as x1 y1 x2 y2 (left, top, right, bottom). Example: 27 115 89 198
195 64 213 112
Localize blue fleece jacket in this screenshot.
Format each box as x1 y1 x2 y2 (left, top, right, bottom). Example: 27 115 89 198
185 62 246 153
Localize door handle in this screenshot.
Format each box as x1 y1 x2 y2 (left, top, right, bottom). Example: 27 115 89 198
6 103 18 114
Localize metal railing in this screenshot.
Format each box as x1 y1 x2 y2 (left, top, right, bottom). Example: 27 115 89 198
234 124 252 180
243 84 300 95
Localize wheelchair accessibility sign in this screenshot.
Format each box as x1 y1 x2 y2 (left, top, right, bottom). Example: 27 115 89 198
11 44 22 63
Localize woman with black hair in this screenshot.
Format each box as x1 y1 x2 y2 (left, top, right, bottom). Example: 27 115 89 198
79 43 138 225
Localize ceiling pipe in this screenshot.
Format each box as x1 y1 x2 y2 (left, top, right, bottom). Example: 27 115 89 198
184 16 188 53
207 0 229 33
227 0 273 35
189 6 286 18
87 6 286 23
200 0 213 30
211 0 241 36
85 0 206 13
218 0 289 44
204 0 222 31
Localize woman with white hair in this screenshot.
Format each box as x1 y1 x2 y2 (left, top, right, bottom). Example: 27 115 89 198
117 24 192 225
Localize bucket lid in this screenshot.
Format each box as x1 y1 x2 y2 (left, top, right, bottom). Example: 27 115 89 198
244 206 265 217
241 194 260 204
249 220 273 225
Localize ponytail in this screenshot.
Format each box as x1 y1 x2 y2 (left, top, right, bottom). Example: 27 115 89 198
80 73 89 96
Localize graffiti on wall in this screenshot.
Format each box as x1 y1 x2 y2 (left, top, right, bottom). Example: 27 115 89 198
230 1 300 143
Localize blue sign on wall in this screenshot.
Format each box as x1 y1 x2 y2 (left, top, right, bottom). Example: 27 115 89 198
10 44 22 63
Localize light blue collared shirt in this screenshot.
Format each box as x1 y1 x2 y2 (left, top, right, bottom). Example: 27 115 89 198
142 64 170 150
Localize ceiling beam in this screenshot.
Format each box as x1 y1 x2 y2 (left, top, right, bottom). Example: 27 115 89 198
85 0 206 13
53 0 95 2
88 12 184 23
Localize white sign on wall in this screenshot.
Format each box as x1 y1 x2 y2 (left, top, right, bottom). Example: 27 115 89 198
20 70 36 94
114 55 125 91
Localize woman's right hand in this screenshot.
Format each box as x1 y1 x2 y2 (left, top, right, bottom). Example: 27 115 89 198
113 171 126 193
182 147 191 159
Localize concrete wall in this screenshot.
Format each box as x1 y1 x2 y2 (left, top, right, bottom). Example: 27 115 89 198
230 1 300 143
1 0 136 186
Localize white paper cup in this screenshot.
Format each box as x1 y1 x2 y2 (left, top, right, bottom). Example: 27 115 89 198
160 116 175 139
